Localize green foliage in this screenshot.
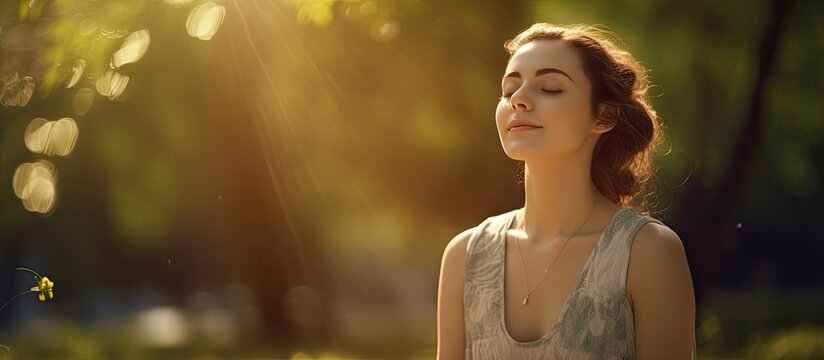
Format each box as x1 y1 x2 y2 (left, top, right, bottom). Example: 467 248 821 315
746 326 824 360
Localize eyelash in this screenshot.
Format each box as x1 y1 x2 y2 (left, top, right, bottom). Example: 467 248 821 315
501 89 562 98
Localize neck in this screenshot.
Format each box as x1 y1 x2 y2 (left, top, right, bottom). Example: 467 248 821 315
519 155 606 246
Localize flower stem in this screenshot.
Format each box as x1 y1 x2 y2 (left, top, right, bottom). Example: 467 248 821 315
15 267 42 280
0 290 34 313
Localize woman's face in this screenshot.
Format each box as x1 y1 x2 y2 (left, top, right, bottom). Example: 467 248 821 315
495 39 612 162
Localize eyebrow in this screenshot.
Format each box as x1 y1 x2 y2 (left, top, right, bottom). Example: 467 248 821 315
503 68 575 83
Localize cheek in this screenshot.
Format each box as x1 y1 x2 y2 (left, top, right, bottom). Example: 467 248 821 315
540 93 592 130
495 101 511 127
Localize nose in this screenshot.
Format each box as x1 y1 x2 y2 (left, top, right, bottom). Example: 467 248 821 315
509 89 532 112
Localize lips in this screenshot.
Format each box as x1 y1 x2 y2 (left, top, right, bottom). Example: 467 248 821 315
507 119 543 131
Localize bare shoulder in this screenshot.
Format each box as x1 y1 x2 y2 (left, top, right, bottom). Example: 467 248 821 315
628 221 697 357
437 226 477 359
632 222 686 260
441 227 476 267
627 221 693 306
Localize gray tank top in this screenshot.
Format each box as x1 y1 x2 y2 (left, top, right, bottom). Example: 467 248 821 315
463 207 697 359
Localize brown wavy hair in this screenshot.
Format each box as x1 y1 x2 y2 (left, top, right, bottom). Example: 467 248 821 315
504 23 663 214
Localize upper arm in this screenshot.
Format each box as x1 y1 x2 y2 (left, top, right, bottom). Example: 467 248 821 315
437 227 475 360
627 222 696 360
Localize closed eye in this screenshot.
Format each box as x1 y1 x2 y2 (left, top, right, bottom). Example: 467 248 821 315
500 89 562 99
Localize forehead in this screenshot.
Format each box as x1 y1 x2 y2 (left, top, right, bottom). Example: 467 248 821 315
504 39 584 81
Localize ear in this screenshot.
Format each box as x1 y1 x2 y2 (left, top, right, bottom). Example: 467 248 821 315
592 102 618 134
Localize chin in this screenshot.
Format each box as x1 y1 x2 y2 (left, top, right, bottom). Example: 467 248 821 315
502 145 544 162
503 143 574 163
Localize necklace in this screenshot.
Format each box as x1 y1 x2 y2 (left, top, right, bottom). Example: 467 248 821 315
513 197 599 306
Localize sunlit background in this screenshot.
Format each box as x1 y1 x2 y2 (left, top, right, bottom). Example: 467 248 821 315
0 0 822 358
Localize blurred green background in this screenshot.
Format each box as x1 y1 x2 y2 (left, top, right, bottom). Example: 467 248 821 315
0 0 822 358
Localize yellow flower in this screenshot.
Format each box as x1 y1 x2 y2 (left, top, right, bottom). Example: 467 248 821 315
36 276 54 301
16 267 54 302
0 268 55 353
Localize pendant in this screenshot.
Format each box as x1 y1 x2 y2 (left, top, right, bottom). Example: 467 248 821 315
522 295 528 306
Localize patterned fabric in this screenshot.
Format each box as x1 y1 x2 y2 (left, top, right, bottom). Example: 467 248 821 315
463 207 697 359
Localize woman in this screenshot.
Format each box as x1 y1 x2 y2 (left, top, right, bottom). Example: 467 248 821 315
437 23 697 359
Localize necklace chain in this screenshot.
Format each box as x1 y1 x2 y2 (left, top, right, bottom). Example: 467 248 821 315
513 197 599 306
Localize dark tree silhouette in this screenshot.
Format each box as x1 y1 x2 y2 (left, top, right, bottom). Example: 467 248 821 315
678 0 795 313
